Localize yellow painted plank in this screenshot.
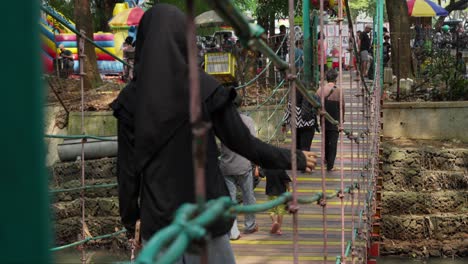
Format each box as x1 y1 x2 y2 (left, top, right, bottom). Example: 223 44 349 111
231 240 342 245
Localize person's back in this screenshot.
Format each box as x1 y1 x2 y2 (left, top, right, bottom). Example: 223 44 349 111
360 30 371 52
316 70 343 171
219 110 259 240
263 169 290 197
295 46 304 69
219 114 255 175
112 4 317 263
317 32 328 69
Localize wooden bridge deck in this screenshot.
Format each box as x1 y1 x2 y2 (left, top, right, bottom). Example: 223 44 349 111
232 76 371 263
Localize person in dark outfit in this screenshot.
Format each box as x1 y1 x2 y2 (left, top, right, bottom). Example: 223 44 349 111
110 4 317 263
383 35 391 67
359 25 372 77
316 70 343 171
262 169 291 235
58 44 74 77
282 88 318 151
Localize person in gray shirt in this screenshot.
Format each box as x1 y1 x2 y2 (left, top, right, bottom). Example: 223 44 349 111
219 96 258 240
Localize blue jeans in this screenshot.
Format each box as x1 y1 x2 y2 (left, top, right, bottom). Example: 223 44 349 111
224 170 257 239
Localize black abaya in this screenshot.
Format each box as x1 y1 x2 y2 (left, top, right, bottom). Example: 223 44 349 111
113 4 310 241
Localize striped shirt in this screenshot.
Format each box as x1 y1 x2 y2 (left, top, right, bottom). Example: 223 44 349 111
282 101 316 128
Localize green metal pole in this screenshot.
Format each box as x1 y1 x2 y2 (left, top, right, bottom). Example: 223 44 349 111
1 1 51 263
311 11 319 88
379 0 384 91
302 0 312 87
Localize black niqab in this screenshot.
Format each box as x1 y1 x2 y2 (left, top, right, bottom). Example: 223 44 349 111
134 4 219 173
133 4 231 240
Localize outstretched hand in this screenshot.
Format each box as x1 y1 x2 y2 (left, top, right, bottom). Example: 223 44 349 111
302 151 317 172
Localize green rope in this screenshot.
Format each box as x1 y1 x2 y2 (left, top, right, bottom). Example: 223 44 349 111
235 32 289 90
136 185 354 263
49 183 117 194
50 229 126 252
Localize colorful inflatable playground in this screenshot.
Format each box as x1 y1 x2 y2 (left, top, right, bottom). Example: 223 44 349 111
40 2 140 75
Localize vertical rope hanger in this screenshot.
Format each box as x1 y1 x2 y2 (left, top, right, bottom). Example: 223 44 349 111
78 29 87 264
337 0 346 262
347 13 357 262
318 1 328 263
186 0 208 262
287 1 299 263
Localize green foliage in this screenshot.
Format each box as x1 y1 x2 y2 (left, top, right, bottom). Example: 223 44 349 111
46 0 117 31
45 0 75 21
348 0 374 17
145 0 211 15
348 0 387 20
236 0 257 13
256 0 291 19
423 49 468 101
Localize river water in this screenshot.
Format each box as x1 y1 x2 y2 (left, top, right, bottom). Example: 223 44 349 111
54 250 467 264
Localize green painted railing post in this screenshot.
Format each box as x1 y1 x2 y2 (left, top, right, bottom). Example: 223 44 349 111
378 0 384 91
1 1 51 263
302 0 312 87
311 10 319 88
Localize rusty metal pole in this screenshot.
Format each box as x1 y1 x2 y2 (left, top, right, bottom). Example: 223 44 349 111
78 29 87 264
319 1 328 263
287 1 299 263
337 0 346 262
187 0 208 263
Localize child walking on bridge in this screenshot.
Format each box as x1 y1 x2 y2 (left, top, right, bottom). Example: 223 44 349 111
261 169 291 235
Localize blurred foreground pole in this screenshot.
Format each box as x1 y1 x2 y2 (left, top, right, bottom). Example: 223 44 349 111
0 1 51 263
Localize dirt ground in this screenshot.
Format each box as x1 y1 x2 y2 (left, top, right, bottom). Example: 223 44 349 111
46 75 124 112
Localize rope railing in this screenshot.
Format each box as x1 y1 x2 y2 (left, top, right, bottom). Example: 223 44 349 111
44 134 116 141
234 32 289 90
43 13 125 258
136 185 355 264
50 229 126 252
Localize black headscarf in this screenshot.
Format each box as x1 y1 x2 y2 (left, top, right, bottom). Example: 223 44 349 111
134 4 220 173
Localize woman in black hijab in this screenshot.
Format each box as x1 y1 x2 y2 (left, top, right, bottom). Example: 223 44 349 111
112 4 317 263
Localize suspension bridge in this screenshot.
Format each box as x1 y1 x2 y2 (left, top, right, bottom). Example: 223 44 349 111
3 0 387 263
230 73 379 264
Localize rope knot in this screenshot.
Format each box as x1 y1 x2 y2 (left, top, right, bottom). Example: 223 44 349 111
287 203 299 214
286 74 297 81
318 198 327 207
337 191 345 199
175 219 206 240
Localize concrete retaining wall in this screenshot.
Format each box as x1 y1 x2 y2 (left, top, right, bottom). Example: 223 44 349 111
65 107 287 142
68 111 117 136
241 105 287 142
383 101 468 142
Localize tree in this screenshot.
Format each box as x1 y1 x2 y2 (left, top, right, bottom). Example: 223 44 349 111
348 0 376 18
386 0 412 78
93 0 117 32
146 0 211 15
74 0 103 89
